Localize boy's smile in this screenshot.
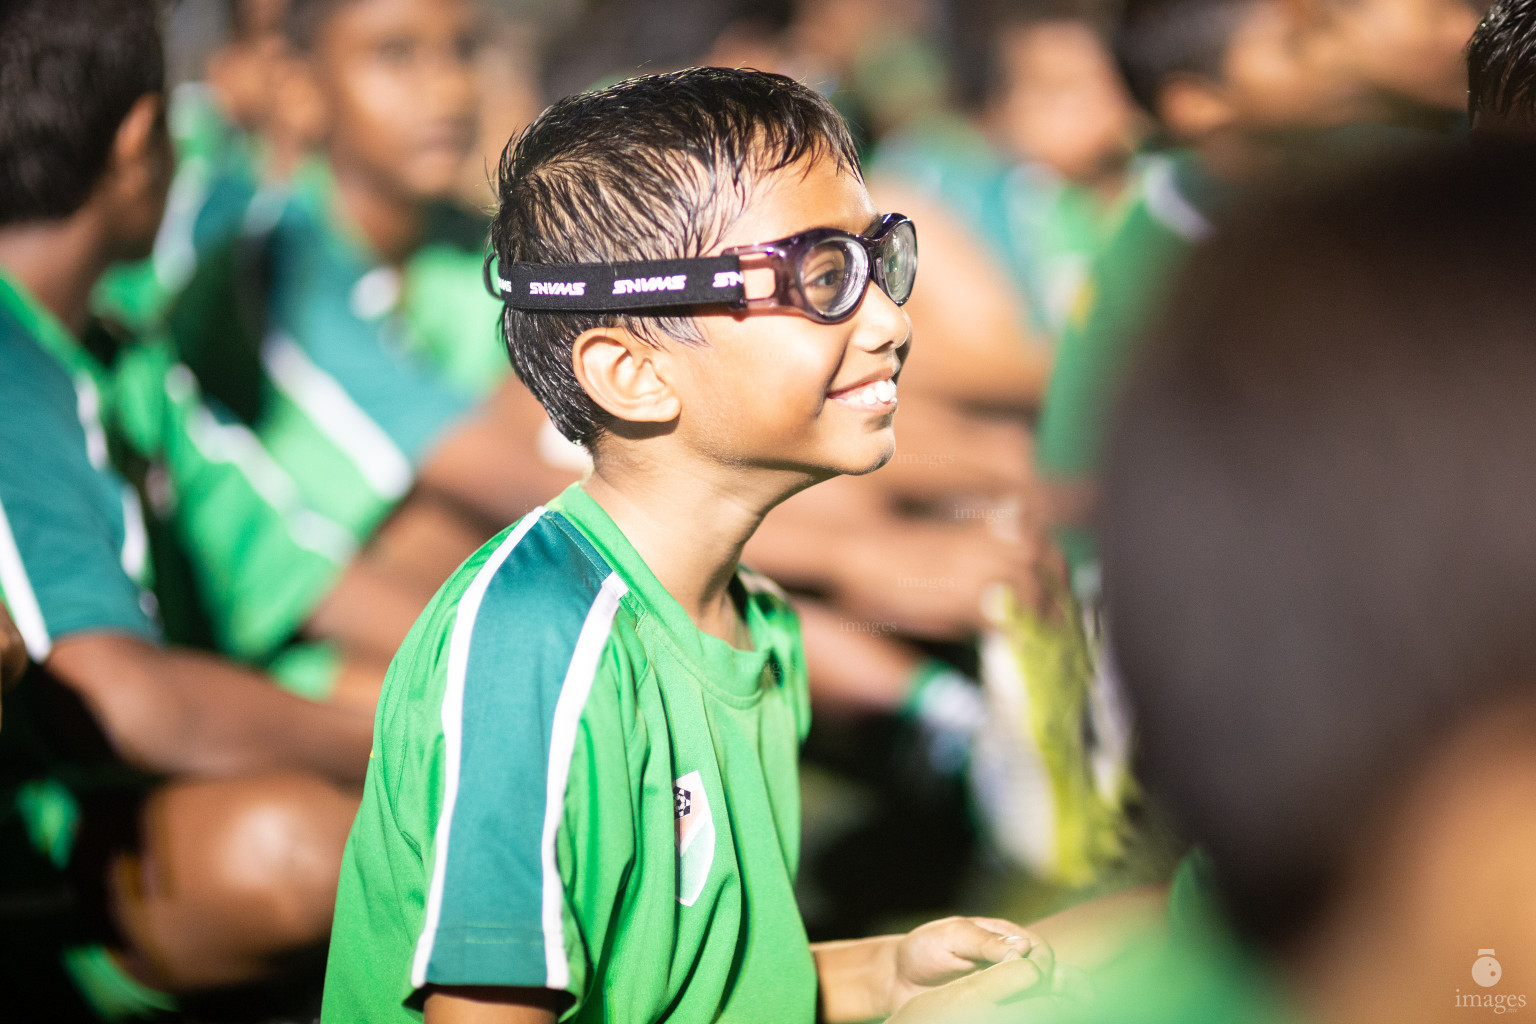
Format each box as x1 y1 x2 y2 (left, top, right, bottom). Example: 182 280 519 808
667 154 912 481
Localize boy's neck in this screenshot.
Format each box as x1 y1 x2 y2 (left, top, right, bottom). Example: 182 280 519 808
328 155 427 266
0 214 112 335
580 457 813 650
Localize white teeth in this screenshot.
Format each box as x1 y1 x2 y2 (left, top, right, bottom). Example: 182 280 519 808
834 378 898 407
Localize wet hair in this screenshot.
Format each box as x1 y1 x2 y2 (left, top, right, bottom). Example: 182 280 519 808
0 0 164 226
1468 0 1536 124
1114 0 1262 114
488 66 861 447
1103 143 1536 951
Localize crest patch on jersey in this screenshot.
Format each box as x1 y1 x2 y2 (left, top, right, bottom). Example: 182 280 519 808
674 770 715 907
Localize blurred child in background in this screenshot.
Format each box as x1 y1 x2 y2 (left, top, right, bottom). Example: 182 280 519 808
0 2 378 1017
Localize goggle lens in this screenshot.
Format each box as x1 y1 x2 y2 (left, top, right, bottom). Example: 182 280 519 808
799 240 868 321
877 219 918 306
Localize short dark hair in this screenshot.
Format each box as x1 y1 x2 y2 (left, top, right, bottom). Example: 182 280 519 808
1113 0 1261 113
489 67 861 447
1468 0 1536 122
285 0 352 51
1102 143 1536 952
0 0 165 226
948 0 1116 113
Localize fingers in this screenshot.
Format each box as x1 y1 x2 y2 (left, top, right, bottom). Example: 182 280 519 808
943 917 1040 970
953 956 1051 1003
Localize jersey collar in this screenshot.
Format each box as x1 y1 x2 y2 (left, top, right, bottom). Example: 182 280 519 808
547 481 778 702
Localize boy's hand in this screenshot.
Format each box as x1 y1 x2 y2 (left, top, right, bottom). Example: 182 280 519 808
814 916 1052 1023
884 957 1060 1024
886 916 1052 1014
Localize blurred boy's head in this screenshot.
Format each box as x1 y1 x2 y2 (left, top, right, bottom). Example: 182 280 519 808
1104 144 1536 1022
971 1 1141 184
1115 0 1344 145
1302 0 1479 116
208 0 290 134
1467 0 1536 132
490 68 911 481
283 0 479 202
0 0 170 259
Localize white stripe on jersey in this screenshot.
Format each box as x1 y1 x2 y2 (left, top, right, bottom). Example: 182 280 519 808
261 334 413 501
412 508 548 988
0 496 52 660
540 571 627 989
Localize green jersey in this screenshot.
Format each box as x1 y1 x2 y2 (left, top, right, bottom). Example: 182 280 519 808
323 482 818 1023
170 159 501 544
0 276 157 658
0 271 350 664
1035 153 1219 574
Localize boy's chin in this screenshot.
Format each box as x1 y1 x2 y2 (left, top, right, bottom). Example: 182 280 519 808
824 439 897 478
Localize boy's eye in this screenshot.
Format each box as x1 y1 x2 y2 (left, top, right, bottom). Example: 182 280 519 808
375 37 415 64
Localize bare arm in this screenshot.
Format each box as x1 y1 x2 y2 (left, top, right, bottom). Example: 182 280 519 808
423 986 567 1024
1 601 24 691
418 380 582 528
47 633 373 785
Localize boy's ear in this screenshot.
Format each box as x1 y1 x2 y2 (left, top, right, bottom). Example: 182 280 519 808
1156 73 1236 139
101 93 173 259
571 327 682 428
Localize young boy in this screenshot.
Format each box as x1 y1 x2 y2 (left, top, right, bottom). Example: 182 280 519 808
173 0 575 569
1034 0 1344 582
0 0 377 1015
322 68 1051 1023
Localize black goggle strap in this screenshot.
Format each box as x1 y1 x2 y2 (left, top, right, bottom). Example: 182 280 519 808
485 255 748 311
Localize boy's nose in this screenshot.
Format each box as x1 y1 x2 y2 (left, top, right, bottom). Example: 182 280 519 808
851 280 913 356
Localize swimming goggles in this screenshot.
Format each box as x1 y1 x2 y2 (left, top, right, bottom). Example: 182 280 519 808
485 213 917 325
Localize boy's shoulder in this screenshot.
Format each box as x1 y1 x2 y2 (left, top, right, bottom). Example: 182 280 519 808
386 500 632 704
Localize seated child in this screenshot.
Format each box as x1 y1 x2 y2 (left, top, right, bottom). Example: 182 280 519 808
322 67 1052 1023
1036 0 1346 582
0 0 377 1014
172 0 576 574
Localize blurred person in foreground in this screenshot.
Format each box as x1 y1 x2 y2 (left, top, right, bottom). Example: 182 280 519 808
1468 0 1536 134
891 140 1536 1024
0 0 377 1017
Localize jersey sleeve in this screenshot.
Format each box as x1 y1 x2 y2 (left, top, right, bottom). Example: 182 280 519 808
112 341 354 660
0 351 155 659
405 518 634 1008
271 213 476 473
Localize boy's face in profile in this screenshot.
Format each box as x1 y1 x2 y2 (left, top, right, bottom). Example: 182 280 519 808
1304 0 1480 112
1217 0 1352 128
989 20 1139 183
660 154 912 481
309 0 479 200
